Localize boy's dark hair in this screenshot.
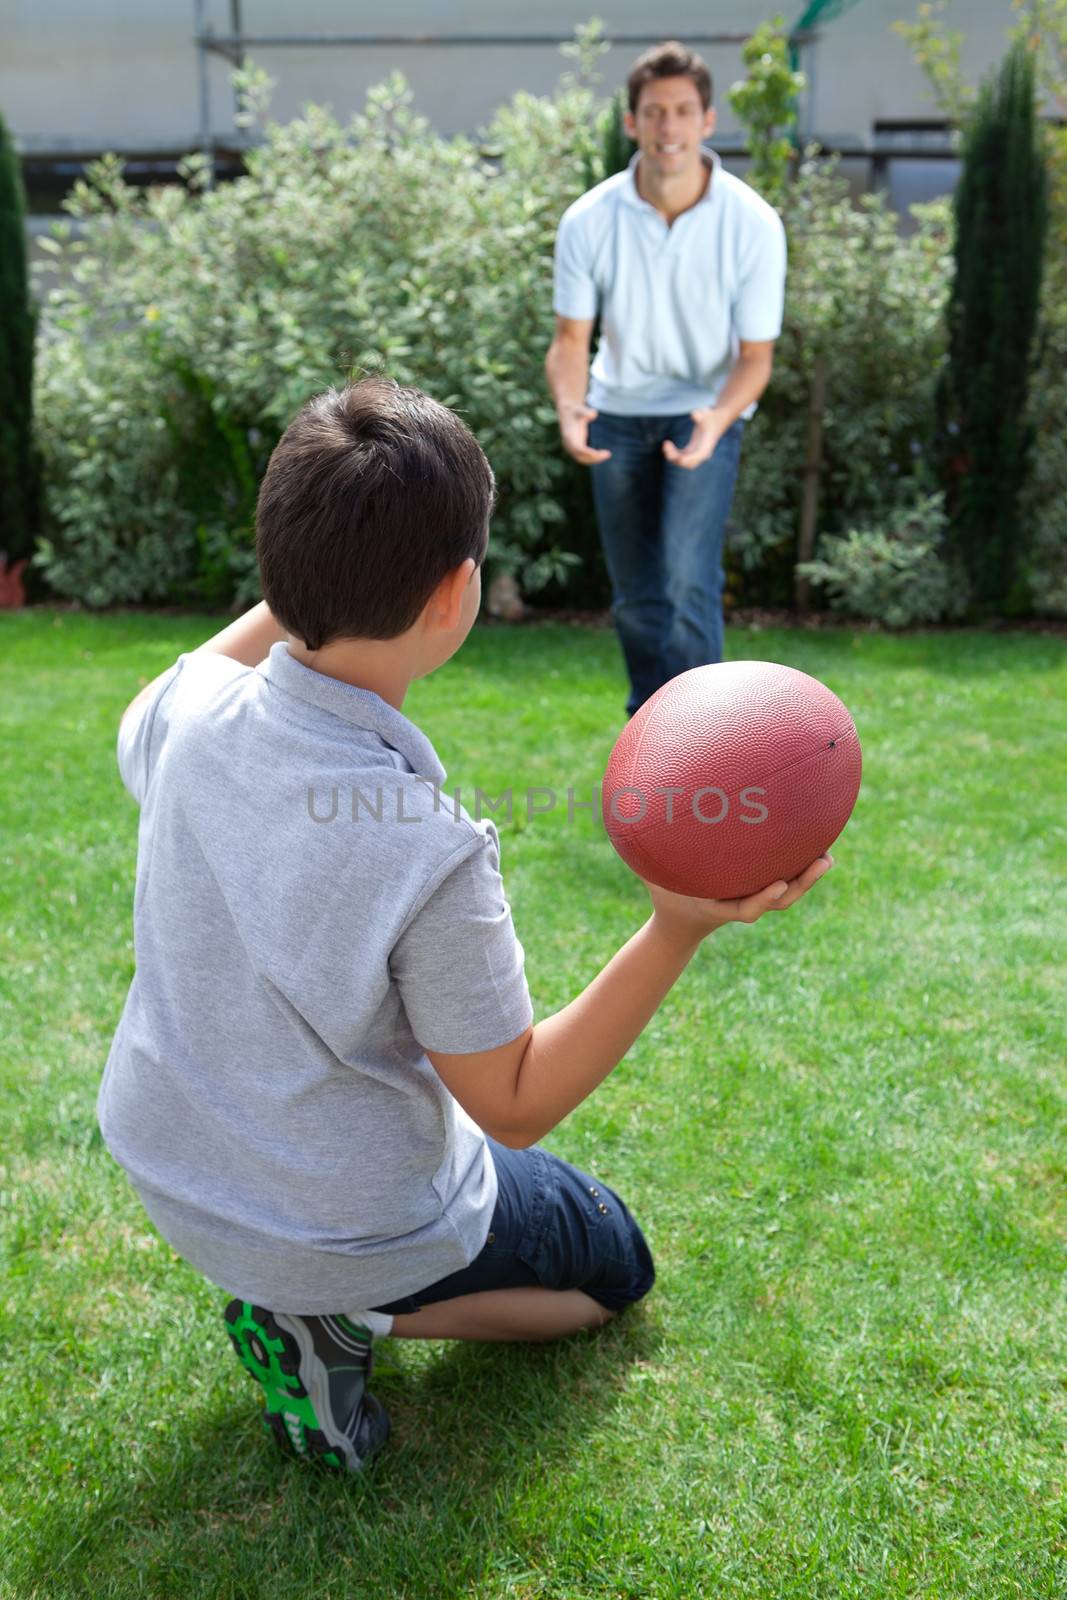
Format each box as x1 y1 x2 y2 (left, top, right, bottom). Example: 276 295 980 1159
627 41 713 114
256 377 495 649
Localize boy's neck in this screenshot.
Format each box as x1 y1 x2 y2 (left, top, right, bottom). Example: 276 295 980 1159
284 637 413 712
279 557 479 711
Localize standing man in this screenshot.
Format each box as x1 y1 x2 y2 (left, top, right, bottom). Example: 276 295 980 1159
546 41 787 717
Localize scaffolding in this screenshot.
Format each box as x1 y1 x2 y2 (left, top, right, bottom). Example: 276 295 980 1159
191 3 822 182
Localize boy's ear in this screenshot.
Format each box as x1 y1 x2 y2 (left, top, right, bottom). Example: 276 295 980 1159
427 559 477 632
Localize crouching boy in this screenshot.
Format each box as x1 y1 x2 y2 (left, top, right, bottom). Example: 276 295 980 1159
98 377 831 1472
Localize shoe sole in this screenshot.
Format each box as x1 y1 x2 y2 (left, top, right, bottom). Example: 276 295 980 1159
223 1300 387 1471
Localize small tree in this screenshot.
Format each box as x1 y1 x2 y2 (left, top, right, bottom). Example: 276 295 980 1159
893 1 975 124
0 110 39 576
938 43 1048 614
600 89 633 181
728 17 806 207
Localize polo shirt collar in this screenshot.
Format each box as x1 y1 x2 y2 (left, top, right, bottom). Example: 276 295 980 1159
622 145 720 211
257 641 447 784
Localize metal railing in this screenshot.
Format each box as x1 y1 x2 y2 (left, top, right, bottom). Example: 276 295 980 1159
191 2 821 182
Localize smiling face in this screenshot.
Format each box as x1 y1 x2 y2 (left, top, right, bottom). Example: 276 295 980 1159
624 75 716 183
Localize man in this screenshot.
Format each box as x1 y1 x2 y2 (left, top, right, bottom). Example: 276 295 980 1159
546 40 787 716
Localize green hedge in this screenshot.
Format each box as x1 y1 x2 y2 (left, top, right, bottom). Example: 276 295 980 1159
30 40 1062 622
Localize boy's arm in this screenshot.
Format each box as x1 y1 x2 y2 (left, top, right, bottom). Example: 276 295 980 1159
191 599 289 668
425 856 832 1149
120 601 287 729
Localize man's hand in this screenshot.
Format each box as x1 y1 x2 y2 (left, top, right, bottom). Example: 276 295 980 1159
661 407 723 470
558 403 612 466
645 853 834 943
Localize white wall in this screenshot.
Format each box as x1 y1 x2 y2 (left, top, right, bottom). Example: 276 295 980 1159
0 1 1023 154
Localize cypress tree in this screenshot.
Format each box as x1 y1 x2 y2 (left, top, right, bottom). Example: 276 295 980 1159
580 90 633 196
600 89 634 182
0 110 38 571
939 43 1048 614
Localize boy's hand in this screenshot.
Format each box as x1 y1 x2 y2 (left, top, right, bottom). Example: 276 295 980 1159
427 852 835 1149
644 853 833 943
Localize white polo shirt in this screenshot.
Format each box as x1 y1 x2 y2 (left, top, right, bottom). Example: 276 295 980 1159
553 149 787 418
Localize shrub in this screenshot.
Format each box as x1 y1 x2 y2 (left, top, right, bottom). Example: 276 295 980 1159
31 325 203 609
32 23 960 620
0 108 39 570
897 0 1067 617
797 491 966 627
1017 13 1067 616
1021 130 1067 616
34 51 607 607
727 16 805 207
937 42 1047 616
728 156 954 609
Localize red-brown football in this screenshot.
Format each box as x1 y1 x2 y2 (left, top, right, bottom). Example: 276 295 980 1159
602 661 862 900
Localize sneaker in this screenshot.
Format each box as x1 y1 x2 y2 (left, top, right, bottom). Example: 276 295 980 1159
223 1300 390 1471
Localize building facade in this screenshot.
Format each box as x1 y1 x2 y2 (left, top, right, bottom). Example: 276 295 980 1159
1 0 1027 210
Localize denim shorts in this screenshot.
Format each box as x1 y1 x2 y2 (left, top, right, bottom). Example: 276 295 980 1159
370 1139 655 1315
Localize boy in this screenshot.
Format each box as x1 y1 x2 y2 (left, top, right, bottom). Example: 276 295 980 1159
98 377 831 1473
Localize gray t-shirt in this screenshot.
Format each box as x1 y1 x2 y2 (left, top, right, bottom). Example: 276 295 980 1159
97 642 533 1312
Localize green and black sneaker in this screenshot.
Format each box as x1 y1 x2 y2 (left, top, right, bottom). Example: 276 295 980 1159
223 1300 390 1471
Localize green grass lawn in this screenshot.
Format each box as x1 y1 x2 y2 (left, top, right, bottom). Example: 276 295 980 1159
1 609 1065 1600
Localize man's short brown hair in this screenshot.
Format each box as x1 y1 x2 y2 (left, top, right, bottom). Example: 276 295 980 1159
256 377 495 650
627 41 713 115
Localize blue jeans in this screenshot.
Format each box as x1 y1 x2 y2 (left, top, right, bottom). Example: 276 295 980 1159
370 1139 655 1315
588 413 745 716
